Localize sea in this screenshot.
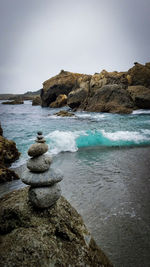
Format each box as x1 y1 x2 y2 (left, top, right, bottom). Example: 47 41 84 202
0 100 150 267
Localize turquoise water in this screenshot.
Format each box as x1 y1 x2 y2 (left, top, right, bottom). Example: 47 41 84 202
0 100 150 267
0 100 150 165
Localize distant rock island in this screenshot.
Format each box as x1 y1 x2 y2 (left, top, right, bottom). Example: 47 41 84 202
41 62 150 114
0 89 41 101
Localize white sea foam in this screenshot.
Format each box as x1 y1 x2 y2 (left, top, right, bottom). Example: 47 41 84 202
46 130 82 154
132 109 150 115
101 130 149 143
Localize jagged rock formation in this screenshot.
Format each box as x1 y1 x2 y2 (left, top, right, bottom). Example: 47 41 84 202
41 62 150 113
0 124 20 183
41 70 84 107
0 187 112 267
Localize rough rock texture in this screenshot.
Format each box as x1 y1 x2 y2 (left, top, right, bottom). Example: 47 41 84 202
127 85 150 109
28 183 61 208
0 188 112 267
21 167 63 187
0 128 20 183
2 99 24 105
27 154 52 172
32 95 41 106
0 135 20 166
50 94 67 108
86 84 134 113
41 62 150 114
54 110 75 117
28 143 48 157
41 70 84 107
127 62 150 88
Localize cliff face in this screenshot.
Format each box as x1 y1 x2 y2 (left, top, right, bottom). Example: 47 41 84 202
41 70 84 107
41 63 150 113
0 187 112 267
0 124 20 183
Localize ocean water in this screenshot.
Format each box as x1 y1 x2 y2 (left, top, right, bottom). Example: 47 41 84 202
0 100 150 267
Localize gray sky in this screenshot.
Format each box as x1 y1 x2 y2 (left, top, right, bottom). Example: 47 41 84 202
0 0 150 94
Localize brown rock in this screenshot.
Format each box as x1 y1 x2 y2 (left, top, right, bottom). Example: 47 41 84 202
0 136 20 166
0 188 113 267
54 110 75 117
127 62 150 88
41 70 84 107
32 96 41 106
128 85 150 109
50 94 67 108
2 100 24 105
0 166 19 183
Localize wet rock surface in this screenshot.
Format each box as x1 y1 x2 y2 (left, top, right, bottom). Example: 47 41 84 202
0 187 112 267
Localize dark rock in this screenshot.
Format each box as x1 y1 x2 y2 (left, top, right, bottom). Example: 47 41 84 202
127 62 150 88
86 84 134 114
67 87 89 109
0 123 3 136
0 166 19 183
2 100 24 105
128 85 150 109
0 188 112 266
0 135 20 166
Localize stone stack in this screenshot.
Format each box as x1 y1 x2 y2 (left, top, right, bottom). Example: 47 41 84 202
21 131 63 208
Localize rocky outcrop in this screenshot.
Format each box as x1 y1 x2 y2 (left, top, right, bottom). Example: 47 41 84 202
41 70 84 107
32 95 41 106
0 125 20 183
86 84 134 113
50 94 67 108
2 99 24 105
41 62 150 113
127 85 150 109
0 187 112 267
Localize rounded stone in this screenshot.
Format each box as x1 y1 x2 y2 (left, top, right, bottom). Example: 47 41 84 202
28 143 48 157
35 138 46 143
21 167 63 186
28 183 61 208
27 154 52 172
37 131 42 135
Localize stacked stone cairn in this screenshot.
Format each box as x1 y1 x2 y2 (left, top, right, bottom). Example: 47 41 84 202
21 131 63 208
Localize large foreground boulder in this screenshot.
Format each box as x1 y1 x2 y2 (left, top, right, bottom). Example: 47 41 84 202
0 188 112 267
86 84 134 113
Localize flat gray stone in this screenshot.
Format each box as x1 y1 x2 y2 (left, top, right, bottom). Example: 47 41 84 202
28 183 61 208
28 143 48 157
21 167 63 186
27 154 52 172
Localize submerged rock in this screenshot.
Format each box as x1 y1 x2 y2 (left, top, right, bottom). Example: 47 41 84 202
0 187 112 267
54 110 75 117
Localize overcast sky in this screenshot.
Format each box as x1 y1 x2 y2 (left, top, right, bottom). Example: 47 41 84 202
0 0 150 94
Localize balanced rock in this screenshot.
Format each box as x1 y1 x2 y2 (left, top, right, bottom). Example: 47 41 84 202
27 154 52 172
21 167 63 187
28 184 61 208
28 143 48 157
